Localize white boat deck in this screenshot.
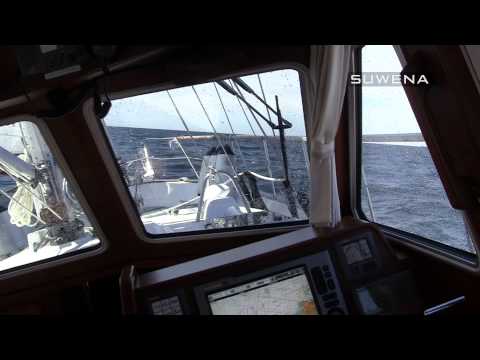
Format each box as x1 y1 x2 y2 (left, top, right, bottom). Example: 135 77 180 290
0 235 100 272
142 206 263 234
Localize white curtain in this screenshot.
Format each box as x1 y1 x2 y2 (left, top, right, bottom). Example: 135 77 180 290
305 45 352 227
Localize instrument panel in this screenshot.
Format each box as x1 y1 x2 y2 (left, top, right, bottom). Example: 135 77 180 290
194 250 347 315
121 224 422 315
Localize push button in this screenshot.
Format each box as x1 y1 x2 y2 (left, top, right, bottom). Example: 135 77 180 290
322 292 338 302
325 299 340 308
327 279 335 290
311 267 327 295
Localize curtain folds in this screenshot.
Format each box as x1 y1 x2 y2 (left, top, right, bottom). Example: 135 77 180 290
305 45 352 227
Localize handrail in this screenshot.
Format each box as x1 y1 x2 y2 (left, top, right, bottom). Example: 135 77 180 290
120 156 202 167
239 171 285 183
424 296 465 316
142 196 201 219
144 134 306 141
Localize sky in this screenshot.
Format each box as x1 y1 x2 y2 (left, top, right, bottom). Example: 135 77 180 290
104 69 307 137
104 45 420 136
361 45 421 135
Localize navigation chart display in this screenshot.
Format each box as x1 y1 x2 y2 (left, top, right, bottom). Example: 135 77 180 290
207 267 318 315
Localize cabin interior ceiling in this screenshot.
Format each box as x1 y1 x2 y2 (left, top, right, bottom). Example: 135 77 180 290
0 45 479 314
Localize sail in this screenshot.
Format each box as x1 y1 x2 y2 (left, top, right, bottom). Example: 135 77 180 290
0 123 25 155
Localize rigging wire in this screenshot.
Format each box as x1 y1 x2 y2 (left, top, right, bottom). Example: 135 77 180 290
257 74 276 137
227 79 257 136
166 90 202 178
0 158 64 224
1 185 46 227
231 81 267 137
192 86 252 216
191 86 240 180
16 123 33 163
212 82 248 170
167 90 192 133
212 83 236 135
230 80 277 198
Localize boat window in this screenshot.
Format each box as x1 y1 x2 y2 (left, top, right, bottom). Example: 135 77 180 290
358 45 475 254
0 121 101 273
102 69 310 236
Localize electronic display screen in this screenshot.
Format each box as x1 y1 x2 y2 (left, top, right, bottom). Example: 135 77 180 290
342 239 372 265
207 267 318 315
355 271 420 315
151 296 183 315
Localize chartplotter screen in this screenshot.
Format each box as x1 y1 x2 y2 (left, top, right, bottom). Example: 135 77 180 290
207 267 318 315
